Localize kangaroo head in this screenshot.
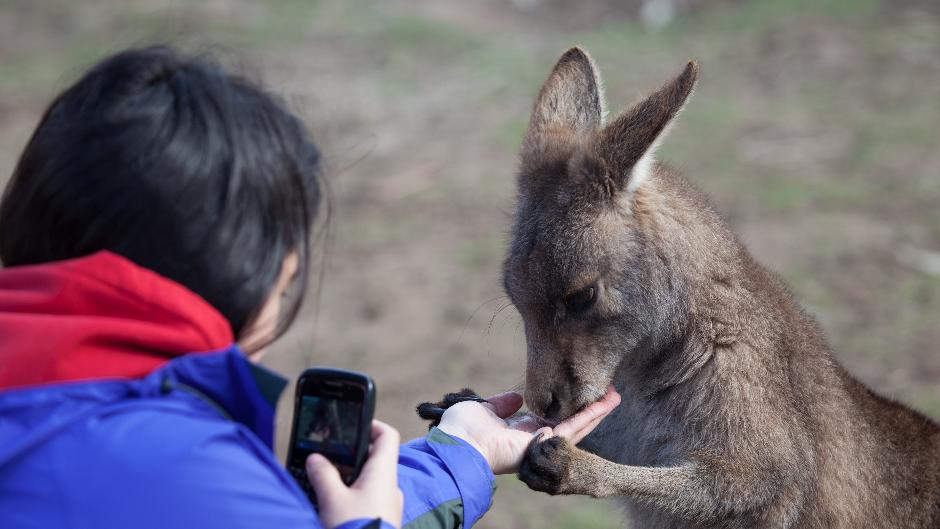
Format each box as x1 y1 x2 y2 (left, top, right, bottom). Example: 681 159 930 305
504 48 698 421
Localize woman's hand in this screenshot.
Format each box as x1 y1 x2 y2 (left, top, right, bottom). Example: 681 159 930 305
437 386 621 475
307 420 404 529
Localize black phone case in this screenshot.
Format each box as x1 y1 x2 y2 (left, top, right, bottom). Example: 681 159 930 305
285 367 376 504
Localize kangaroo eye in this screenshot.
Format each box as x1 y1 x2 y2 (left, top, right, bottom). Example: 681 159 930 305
564 285 596 314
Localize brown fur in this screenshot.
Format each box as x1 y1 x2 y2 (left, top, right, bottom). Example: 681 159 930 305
506 47 940 529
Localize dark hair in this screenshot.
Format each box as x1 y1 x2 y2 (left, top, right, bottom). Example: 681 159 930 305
0 46 322 338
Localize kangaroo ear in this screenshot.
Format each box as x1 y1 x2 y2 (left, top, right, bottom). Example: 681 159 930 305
599 60 698 193
522 47 605 155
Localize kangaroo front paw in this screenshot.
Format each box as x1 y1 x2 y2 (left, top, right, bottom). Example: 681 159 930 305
518 435 574 495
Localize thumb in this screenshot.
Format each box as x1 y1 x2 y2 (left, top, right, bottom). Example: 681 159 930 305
306 453 346 503
485 391 524 419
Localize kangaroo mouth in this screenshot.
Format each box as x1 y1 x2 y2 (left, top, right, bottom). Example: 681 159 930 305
523 397 596 427
512 412 557 430
555 384 615 424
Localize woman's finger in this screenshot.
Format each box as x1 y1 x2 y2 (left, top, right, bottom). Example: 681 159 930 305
485 391 524 419
306 453 347 504
567 409 607 445
368 420 400 466
568 391 615 441
357 420 401 483
553 387 620 440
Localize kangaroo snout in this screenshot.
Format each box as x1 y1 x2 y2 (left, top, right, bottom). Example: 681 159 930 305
525 358 611 423
524 385 566 423
524 344 579 422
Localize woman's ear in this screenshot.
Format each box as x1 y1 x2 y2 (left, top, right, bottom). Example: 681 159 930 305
280 250 300 291
239 249 301 360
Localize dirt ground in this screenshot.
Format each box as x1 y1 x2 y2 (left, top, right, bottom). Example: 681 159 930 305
1 1 938 528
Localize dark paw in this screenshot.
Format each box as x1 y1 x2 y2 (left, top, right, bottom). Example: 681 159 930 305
518 435 572 495
416 388 486 429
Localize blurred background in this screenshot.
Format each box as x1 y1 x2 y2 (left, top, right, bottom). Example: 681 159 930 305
1 0 938 527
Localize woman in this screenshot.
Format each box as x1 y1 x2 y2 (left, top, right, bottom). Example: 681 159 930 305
0 47 619 529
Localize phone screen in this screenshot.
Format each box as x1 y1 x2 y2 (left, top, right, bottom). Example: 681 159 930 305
293 394 363 469
287 369 375 501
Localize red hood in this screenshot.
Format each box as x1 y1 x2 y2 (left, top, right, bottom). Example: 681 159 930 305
0 251 234 390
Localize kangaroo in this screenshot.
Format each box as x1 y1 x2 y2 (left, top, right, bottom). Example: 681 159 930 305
496 48 940 528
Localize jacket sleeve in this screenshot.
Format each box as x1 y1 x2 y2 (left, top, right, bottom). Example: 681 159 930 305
397 428 496 529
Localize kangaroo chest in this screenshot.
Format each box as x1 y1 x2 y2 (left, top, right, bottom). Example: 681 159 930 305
579 385 687 467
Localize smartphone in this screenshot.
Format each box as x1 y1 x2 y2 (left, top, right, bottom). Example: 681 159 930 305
286 368 376 503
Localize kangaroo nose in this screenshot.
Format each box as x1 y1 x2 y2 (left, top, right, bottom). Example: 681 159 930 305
544 392 561 420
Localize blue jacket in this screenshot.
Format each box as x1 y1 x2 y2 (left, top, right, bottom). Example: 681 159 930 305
0 252 495 529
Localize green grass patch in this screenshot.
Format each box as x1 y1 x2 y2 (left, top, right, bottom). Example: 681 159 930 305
455 233 505 270
551 501 622 529
0 1 317 95
574 0 881 62
316 0 484 54
201 0 316 48
781 262 838 314
383 14 480 52
493 476 622 529
909 389 940 421
496 117 527 153
891 276 940 336
0 42 107 94
841 274 940 361
339 216 424 247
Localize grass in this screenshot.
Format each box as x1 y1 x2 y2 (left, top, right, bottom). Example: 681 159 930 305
312 0 485 57
834 274 940 364
909 389 940 421
382 14 481 52
492 476 622 529
890 276 940 337
552 502 623 529
338 216 424 247
562 0 936 217
455 232 506 270
0 0 316 95
573 0 882 60
497 117 527 152
0 42 106 94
